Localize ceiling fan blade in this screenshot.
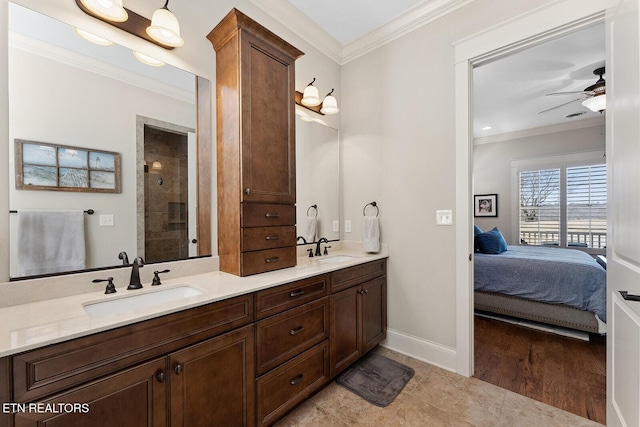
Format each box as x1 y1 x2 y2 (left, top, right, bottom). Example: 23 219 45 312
538 97 587 114
546 91 592 96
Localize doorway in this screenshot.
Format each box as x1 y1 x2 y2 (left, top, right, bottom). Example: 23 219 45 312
136 116 196 263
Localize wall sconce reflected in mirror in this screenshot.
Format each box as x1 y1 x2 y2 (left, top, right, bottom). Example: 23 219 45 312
133 51 166 67
151 161 163 171
73 27 115 46
295 80 340 116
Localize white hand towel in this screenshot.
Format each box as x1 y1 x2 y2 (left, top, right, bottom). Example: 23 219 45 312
17 209 86 276
363 216 380 253
305 216 318 243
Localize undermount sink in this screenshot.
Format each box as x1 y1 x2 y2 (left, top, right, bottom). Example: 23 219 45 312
83 285 203 317
317 255 359 264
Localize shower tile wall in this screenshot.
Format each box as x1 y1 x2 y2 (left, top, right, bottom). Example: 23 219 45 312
144 126 189 263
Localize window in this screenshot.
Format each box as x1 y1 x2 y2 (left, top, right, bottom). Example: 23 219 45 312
518 163 606 250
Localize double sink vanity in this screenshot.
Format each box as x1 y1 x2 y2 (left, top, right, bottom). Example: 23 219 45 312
0 250 387 426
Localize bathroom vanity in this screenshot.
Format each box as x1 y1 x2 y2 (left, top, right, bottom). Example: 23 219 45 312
0 253 387 426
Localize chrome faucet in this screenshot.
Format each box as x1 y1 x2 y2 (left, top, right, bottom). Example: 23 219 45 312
314 237 329 256
127 257 144 290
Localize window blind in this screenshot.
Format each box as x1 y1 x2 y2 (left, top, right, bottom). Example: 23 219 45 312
566 164 607 248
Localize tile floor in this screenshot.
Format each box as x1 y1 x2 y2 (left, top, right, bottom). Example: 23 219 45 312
275 347 604 427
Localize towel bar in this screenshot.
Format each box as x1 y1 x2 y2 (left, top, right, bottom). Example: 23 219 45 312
10 209 95 215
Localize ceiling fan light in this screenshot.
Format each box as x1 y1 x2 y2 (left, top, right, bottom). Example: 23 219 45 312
79 0 128 22
73 27 114 46
582 94 606 112
301 79 321 107
146 4 184 47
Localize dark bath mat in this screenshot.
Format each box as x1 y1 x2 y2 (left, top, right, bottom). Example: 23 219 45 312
335 353 414 407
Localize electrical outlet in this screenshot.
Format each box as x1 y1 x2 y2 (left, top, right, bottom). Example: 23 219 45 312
436 210 453 225
99 214 114 227
333 220 339 232
345 220 352 233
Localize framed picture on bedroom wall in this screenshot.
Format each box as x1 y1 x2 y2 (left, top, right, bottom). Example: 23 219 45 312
474 194 498 217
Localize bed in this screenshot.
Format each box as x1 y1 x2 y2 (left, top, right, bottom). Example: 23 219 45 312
474 245 607 334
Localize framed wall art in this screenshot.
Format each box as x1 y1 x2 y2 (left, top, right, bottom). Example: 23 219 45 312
15 139 121 193
474 194 498 217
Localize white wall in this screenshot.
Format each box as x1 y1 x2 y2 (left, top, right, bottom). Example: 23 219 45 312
340 0 554 365
473 123 606 243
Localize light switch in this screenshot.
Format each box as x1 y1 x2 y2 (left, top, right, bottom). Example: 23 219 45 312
436 210 453 225
99 214 114 227
333 220 340 232
345 220 352 233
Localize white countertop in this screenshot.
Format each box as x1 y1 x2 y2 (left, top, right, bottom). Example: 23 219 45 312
0 248 387 357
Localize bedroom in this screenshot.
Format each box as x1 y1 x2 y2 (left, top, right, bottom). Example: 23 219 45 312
471 21 607 422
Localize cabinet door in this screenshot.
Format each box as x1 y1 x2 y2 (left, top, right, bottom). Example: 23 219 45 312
169 324 255 427
14 358 167 427
329 286 361 378
361 277 387 354
240 31 296 204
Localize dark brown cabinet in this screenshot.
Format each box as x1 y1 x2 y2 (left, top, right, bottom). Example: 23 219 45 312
208 9 303 276
169 325 255 427
14 358 167 427
329 260 387 378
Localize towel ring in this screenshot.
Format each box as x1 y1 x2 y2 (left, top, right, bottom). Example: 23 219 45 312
307 204 318 217
363 201 379 217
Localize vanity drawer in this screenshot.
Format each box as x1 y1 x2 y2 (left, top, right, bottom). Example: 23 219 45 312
330 259 387 293
12 294 254 402
242 247 296 276
255 298 329 375
242 203 295 227
242 226 296 251
256 341 329 427
255 274 329 320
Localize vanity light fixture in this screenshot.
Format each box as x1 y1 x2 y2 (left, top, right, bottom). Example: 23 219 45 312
133 51 166 67
79 0 128 22
301 78 321 107
73 27 114 46
320 89 339 115
152 161 163 170
146 0 184 48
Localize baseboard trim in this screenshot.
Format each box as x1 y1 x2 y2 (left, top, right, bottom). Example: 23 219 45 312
381 328 457 373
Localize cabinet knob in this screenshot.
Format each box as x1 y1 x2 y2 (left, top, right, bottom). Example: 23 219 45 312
289 374 304 385
245 188 251 195
157 371 166 383
174 364 183 375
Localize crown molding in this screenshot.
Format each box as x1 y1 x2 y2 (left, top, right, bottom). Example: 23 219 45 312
9 31 195 104
473 116 604 145
342 0 475 64
249 0 474 65
247 0 343 64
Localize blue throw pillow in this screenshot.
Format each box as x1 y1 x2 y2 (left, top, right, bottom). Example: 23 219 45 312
474 224 483 235
476 227 508 254
473 225 483 252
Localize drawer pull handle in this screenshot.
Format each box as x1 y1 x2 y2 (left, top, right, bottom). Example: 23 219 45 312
290 374 304 385
289 289 305 297
265 235 280 241
265 213 280 218
157 371 166 383
174 364 183 375
290 326 305 335
265 257 280 263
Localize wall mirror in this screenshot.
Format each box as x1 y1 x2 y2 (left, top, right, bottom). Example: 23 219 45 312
295 113 340 244
7 2 212 280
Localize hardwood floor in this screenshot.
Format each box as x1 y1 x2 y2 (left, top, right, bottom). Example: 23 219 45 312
474 315 606 425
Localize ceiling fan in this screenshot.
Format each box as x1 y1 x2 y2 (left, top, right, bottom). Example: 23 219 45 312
538 66 606 114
